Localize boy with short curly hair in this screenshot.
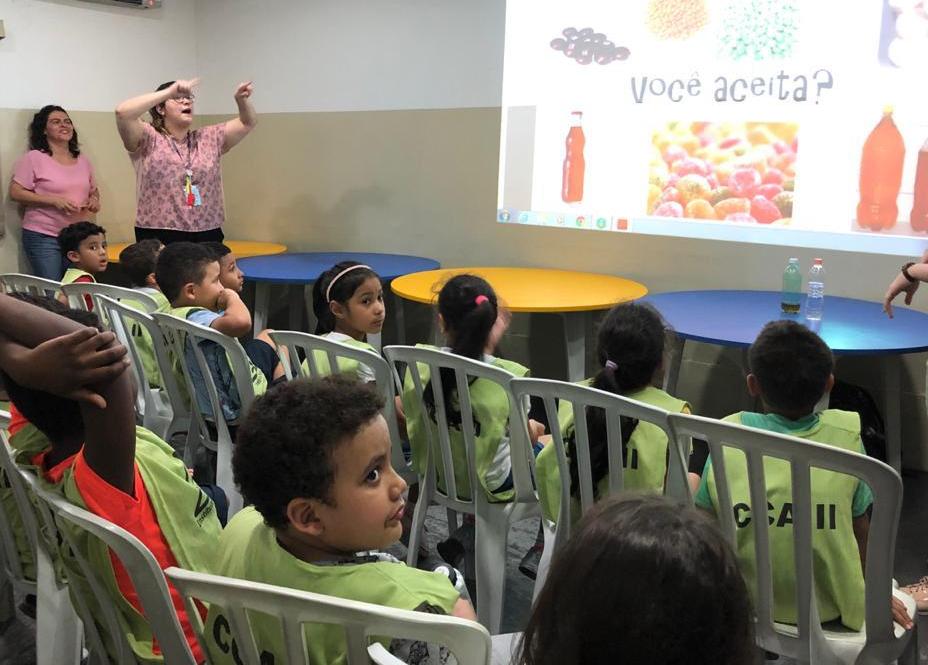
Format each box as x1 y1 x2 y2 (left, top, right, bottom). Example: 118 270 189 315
206 375 475 664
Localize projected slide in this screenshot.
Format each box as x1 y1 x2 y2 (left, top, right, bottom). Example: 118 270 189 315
496 0 928 256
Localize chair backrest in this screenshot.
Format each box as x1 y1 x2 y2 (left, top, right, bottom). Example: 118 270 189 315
509 377 690 550
152 312 252 515
668 412 903 663
61 282 158 320
383 345 536 510
97 295 185 440
18 468 197 665
269 330 415 483
165 566 492 665
0 272 61 299
0 413 39 594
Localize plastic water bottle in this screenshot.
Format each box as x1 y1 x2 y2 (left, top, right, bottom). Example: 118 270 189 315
781 258 802 314
805 258 825 321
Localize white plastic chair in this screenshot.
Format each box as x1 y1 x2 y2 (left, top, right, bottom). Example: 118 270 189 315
509 377 691 596
668 412 915 665
383 345 539 634
0 272 61 298
165 566 492 665
96 296 185 442
61 281 158 320
0 419 82 664
153 312 254 517
18 466 197 665
269 330 416 485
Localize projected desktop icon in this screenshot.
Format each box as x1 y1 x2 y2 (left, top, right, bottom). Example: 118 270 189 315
595 217 608 229
498 210 511 223
518 211 531 223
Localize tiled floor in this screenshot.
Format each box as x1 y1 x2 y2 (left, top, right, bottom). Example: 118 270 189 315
2 472 928 664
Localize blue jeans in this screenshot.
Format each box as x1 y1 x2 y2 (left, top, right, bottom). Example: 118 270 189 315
21 229 69 280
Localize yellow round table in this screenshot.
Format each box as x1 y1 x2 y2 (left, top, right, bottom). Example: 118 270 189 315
391 267 648 379
107 240 287 263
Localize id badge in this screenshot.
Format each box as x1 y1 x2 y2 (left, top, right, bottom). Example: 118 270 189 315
191 185 203 207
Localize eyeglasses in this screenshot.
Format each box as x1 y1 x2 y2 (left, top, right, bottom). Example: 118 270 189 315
169 96 196 102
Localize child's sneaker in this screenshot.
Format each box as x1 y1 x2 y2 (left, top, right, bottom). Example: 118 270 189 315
901 577 928 612
518 543 543 580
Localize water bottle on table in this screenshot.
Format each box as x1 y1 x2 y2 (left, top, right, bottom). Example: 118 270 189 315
805 258 825 321
781 258 802 314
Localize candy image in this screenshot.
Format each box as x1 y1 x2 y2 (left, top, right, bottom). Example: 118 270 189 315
551 26 630 65
717 0 799 61
646 0 709 40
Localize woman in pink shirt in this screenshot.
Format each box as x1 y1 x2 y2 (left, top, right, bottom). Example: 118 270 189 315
115 78 257 245
9 105 100 280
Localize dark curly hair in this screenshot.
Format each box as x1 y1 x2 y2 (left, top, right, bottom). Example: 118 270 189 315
568 302 667 500
59 221 106 258
29 105 80 157
749 320 833 416
154 241 215 304
0 294 101 443
118 239 163 287
518 494 754 665
233 375 385 529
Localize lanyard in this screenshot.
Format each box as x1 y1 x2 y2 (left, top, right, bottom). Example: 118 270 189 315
168 132 199 206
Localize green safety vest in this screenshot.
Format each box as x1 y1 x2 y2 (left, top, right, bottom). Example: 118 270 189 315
124 291 171 389
171 307 268 419
205 507 460 665
61 268 94 285
535 382 689 524
300 336 376 380
401 344 529 503
705 409 866 630
45 427 222 663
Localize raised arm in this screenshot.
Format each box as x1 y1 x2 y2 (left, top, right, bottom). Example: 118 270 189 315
210 288 252 338
115 78 198 152
0 294 136 493
222 81 257 154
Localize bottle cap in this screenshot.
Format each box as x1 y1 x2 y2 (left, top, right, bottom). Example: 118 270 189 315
789 257 799 262
883 104 894 115
813 257 823 264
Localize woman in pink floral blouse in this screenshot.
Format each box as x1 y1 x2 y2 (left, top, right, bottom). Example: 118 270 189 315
115 78 257 244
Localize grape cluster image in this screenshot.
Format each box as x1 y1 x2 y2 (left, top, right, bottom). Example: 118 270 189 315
550 27 630 65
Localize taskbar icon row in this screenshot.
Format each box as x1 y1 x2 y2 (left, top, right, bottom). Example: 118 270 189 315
497 209 628 231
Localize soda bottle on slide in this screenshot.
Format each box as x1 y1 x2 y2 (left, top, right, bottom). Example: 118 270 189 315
562 111 586 203
910 139 928 232
857 107 905 231
781 258 802 314
805 258 825 321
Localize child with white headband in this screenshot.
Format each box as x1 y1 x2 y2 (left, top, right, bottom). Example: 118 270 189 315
306 261 385 382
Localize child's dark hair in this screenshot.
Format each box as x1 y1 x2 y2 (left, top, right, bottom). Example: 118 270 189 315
29 105 80 157
423 274 499 426
59 221 106 258
118 239 162 287
568 303 666 499
155 242 216 303
233 375 385 529
749 320 833 416
0 294 101 442
311 261 381 335
518 494 754 665
201 242 231 261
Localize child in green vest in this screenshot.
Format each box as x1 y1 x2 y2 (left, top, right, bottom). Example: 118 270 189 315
305 260 385 382
400 274 545 567
118 239 171 389
517 494 755 665
156 242 285 422
694 320 913 631
202 242 245 293
534 302 692 528
58 220 108 310
0 292 224 663
206 375 475 664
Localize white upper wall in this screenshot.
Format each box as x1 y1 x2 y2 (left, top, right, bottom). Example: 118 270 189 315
194 0 505 114
0 0 197 112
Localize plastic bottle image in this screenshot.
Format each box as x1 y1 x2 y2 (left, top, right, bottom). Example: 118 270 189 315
910 139 928 232
805 258 825 321
857 107 905 231
562 111 586 203
781 258 802 314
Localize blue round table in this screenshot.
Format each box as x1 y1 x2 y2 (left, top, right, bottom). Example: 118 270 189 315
645 290 928 471
238 252 440 341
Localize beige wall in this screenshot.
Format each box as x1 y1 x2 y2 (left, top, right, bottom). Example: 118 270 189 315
2 106 927 469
